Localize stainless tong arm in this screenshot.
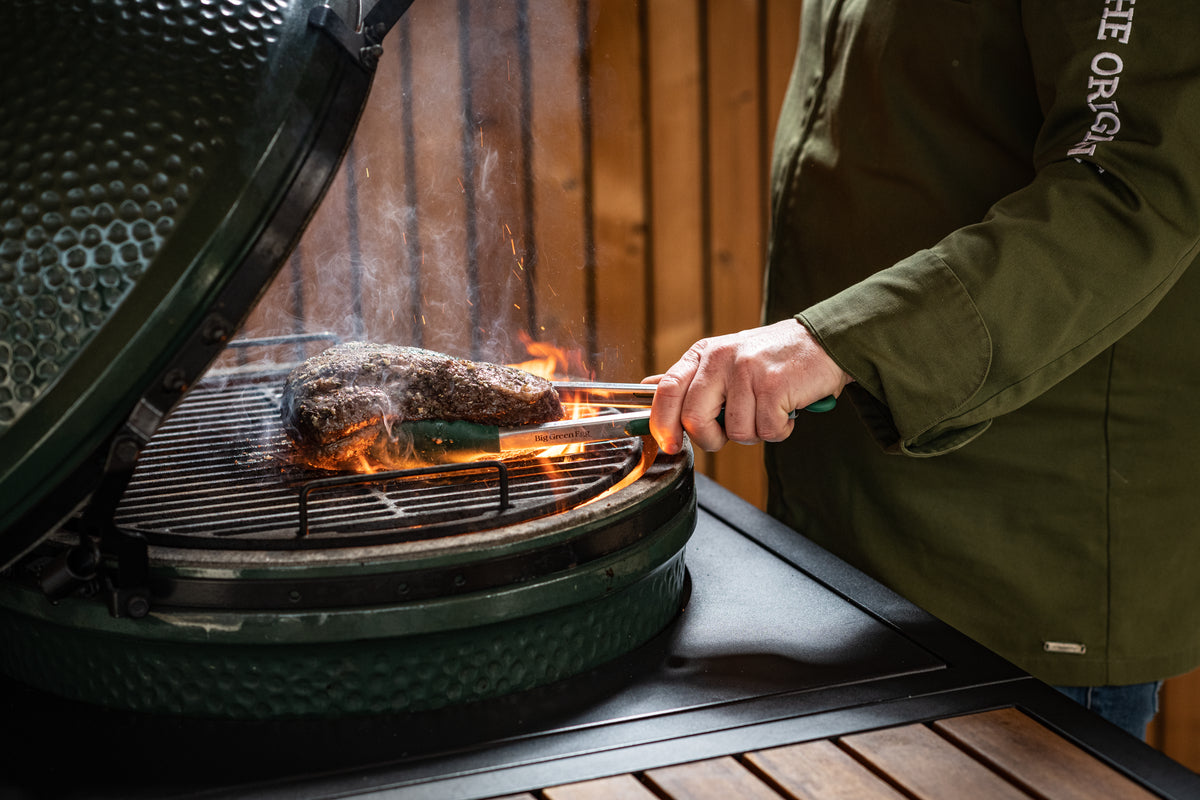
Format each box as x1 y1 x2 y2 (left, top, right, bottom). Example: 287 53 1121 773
553 382 657 408
553 381 837 415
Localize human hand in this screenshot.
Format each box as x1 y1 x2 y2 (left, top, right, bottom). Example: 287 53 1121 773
644 319 852 454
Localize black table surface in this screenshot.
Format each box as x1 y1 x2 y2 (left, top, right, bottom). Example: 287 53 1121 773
2 475 1197 799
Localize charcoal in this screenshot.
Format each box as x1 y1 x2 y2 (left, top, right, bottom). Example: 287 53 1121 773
280 342 564 468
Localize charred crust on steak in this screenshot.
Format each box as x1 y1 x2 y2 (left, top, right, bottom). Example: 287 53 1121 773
280 342 564 468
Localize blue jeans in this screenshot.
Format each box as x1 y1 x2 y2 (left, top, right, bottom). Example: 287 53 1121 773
1053 681 1161 740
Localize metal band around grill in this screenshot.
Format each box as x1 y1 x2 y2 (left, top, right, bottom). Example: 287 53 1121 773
146 465 694 612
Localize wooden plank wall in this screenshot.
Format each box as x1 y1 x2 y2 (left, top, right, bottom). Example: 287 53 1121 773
1148 670 1200 773
232 0 1200 775
236 0 803 509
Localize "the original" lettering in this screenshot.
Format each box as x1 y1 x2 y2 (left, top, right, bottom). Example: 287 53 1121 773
1067 0 1136 158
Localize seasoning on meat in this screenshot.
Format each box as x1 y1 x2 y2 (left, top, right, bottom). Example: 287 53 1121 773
280 342 564 469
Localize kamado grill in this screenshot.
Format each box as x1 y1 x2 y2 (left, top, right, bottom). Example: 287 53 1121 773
11 4 1200 799
0 0 694 720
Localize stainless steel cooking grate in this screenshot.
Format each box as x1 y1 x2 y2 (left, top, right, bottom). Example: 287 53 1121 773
113 372 642 550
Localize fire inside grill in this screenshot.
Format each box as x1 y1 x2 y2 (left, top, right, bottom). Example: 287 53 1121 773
0 0 698 722
111 370 645 550
0 352 694 718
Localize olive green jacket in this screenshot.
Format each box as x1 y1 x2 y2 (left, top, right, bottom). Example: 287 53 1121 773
765 0 1200 685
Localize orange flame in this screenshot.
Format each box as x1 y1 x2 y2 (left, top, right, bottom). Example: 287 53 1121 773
506 337 651 506
510 332 579 379
507 333 596 458
293 336 610 474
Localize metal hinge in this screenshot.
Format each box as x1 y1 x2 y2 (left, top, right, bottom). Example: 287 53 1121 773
309 3 381 71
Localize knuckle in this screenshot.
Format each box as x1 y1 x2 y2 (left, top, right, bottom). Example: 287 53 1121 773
759 418 795 443
695 434 728 453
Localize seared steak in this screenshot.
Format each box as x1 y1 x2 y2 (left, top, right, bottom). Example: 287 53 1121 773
281 342 564 469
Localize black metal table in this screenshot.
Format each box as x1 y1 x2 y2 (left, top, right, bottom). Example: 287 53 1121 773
2 476 1196 799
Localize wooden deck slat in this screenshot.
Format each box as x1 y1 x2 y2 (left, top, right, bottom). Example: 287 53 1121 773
745 738 910 799
644 755 786 799
934 708 1159 800
839 723 1031 800
489 710 1170 800
544 772 660 799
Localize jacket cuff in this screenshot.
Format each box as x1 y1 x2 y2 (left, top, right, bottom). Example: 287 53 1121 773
796 249 993 455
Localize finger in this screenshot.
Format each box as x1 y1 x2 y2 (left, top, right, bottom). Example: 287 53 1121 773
720 388 760 446
648 353 700 455
759 410 796 443
680 398 729 452
678 364 731 453
757 398 798 442
640 374 664 385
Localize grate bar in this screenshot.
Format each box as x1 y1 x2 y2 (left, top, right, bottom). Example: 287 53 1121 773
296 462 509 537
112 372 642 549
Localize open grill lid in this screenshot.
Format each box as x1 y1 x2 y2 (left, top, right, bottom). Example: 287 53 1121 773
0 0 415 569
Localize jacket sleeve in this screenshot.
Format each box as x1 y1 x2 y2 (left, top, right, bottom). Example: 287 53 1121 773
798 2 1200 456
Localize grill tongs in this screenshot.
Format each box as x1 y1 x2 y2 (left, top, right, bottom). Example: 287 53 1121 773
397 382 834 460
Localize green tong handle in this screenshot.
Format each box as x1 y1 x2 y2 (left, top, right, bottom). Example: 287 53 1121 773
806 396 838 412
715 395 837 426
617 394 835 439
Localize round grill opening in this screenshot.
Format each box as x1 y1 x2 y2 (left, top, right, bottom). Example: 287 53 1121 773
111 372 645 550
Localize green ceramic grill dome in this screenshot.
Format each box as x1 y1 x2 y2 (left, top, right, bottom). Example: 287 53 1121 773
0 0 401 563
0 0 285 426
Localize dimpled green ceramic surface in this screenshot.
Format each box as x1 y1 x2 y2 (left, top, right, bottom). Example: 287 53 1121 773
0 0 371 556
0 489 694 717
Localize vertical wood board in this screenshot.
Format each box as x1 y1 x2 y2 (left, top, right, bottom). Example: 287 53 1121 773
527 0 591 361
646 0 705 374
587 0 649 381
